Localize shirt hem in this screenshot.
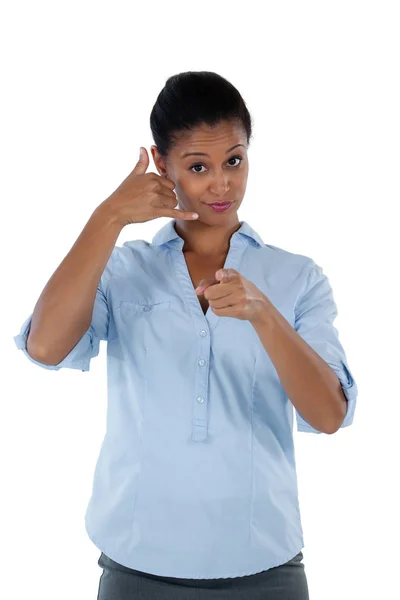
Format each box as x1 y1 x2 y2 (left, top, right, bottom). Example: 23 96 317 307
87 525 304 579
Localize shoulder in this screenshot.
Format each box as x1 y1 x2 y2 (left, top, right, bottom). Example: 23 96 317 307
259 242 316 276
110 239 153 267
109 239 167 282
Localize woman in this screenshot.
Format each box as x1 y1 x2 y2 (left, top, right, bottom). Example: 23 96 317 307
14 71 358 599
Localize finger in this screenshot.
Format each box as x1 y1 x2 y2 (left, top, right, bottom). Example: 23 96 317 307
149 192 178 213
195 273 237 295
132 147 149 175
159 177 177 191
196 281 233 300
159 177 175 196
208 293 238 309
156 207 199 220
204 284 236 301
153 181 178 200
210 305 239 318
157 195 179 209
160 188 178 200
194 277 218 294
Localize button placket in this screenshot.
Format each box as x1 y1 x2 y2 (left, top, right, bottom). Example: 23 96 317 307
168 237 249 442
192 329 210 442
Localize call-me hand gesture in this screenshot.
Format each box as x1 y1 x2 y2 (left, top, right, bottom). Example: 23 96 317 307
104 147 199 226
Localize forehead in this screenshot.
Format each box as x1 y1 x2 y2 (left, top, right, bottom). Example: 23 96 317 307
173 122 247 157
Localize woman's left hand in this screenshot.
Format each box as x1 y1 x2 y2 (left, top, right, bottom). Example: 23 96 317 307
194 268 271 323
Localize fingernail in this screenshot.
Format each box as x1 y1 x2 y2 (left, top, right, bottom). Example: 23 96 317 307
192 213 199 219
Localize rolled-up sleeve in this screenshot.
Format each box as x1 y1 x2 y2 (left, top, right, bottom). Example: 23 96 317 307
13 250 115 372
293 260 358 434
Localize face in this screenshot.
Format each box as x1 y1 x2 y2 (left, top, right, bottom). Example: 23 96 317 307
151 121 249 224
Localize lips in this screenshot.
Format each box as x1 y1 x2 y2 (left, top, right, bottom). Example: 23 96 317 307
206 201 232 205
206 201 233 213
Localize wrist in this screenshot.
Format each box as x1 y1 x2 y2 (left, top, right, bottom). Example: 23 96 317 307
250 297 276 328
95 199 125 230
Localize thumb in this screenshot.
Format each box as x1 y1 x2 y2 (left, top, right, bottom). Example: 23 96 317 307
132 146 149 175
215 268 237 282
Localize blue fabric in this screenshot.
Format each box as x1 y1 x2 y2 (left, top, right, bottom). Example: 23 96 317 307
13 219 358 579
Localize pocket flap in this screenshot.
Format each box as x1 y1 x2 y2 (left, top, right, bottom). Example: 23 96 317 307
119 300 171 314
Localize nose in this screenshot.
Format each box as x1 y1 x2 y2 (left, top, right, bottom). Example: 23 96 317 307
209 171 230 196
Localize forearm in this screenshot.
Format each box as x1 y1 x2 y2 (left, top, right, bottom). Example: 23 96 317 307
27 201 123 363
251 302 347 434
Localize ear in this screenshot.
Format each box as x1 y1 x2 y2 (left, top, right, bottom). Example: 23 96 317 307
151 145 167 177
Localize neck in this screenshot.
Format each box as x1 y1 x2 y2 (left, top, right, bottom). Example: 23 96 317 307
174 218 241 257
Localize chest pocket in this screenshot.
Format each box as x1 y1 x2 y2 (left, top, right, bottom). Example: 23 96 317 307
119 300 171 314
115 299 172 352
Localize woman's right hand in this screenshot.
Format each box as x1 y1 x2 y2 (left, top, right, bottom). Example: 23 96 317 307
102 147 199 226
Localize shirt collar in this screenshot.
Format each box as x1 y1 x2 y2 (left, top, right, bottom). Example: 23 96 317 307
151 219 265 249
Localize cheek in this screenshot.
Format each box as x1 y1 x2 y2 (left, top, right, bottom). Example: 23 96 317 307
177 176 205 197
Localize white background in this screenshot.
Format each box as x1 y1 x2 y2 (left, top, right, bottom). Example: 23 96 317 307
2 1 399 598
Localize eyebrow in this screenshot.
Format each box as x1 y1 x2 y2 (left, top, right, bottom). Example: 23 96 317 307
181 144 246 159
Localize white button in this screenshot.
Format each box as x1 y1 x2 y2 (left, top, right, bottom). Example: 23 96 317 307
198 359 206 367
200 330 207 337
196 396 205 403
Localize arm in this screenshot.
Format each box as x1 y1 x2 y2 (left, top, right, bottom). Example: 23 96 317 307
251 304 347 434
27 201 123 365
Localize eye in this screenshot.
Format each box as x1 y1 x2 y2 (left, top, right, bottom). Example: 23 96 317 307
189 155 243 174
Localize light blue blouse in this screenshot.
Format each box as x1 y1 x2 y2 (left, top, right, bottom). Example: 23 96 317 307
14 219 358 578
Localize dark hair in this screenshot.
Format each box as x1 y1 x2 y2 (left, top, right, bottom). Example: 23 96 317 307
150 71 253 158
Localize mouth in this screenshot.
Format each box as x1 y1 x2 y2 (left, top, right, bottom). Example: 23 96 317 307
204 201 233 213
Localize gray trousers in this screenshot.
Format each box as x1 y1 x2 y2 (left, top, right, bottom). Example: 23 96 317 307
97 550 310 599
